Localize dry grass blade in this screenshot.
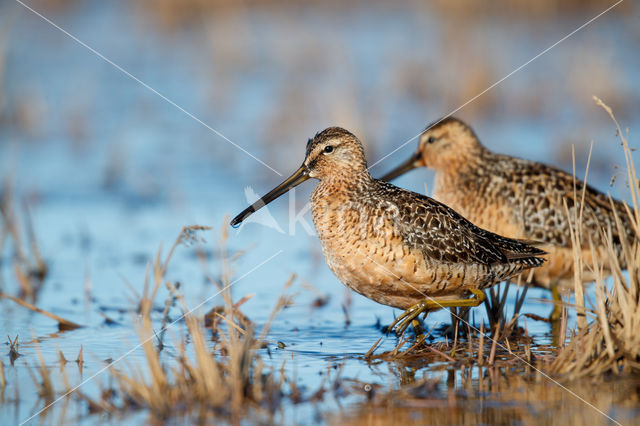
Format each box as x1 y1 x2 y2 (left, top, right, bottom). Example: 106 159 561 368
0 359 5 388
257 274 295 342
25 339 55 404
162 225 212 274
0 180 48 299
8 334 19 359
551 98 640 378
488 327 500 366
566 143 593 329
23 202 47 281
76 346 83 367
102 225 298 422
0 293 82 330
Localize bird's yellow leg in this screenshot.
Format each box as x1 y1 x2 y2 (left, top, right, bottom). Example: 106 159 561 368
388 304 427 337
389 289 486 337
549 282 562 322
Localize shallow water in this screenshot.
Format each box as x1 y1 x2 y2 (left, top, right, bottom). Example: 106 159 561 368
1 0 639 424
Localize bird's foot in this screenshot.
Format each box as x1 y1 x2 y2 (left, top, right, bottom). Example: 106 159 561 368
389 289 486 337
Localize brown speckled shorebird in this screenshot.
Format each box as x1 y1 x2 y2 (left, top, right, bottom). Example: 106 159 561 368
231 127 545 336
381 117 637 318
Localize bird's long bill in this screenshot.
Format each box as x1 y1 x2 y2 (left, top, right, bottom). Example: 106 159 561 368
379 151 422 182
230 165 310 228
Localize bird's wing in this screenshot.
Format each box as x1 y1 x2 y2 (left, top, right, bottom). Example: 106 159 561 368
508 162 635 247
377 182 545 267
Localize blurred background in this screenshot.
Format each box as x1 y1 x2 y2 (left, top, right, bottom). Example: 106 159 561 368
0 0 639 421
2 0 638 200
1 0 639 330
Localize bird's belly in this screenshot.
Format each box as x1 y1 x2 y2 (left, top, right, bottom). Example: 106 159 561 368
316 228 482 310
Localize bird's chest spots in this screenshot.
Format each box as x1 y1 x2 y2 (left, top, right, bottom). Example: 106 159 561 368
310 190 400 272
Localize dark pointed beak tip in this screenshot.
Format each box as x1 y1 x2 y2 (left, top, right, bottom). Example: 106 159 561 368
229 164 310 230
230 208 253 228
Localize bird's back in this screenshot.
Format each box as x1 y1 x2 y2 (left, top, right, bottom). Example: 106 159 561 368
433 152 636 287
378 180 545 270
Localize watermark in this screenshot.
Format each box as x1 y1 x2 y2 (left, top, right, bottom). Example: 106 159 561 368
235 186 403 239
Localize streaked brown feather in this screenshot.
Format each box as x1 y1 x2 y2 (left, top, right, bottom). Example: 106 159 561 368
410 117 636 290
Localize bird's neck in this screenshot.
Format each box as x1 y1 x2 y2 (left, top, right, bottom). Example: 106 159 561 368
312 169 373 201
441 143 491 175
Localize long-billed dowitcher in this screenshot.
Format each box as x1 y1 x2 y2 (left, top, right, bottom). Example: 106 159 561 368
231 127 545 335
381 117 636 318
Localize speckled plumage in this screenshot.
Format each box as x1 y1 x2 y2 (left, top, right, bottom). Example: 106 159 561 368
233 127 545 312
382 117 637 291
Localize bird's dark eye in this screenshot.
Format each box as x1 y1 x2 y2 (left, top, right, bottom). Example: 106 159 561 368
323 145 334 154
427 136 436 144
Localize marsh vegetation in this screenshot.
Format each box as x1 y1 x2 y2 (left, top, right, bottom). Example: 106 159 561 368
1 1 639 424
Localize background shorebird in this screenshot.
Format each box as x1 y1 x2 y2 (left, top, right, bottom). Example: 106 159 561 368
381 117 637 319
231 127 545 336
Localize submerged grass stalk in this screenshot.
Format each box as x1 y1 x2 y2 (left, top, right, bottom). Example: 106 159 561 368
0 293 82 330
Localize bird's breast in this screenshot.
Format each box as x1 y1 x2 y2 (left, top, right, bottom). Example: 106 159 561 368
308 186 480 309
